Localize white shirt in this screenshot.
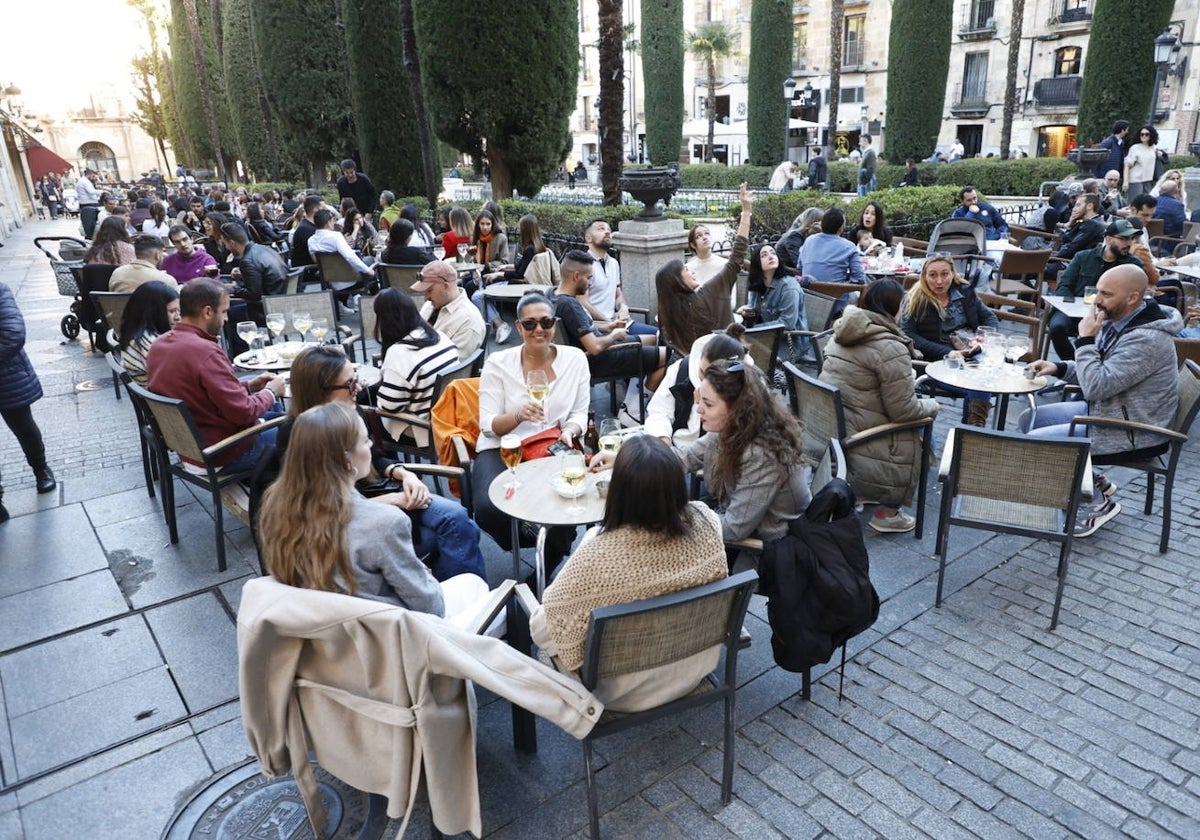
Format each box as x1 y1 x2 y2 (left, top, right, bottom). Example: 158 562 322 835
309 227 372 275
75 177 101 205
477 344 590 451
420 292 485 361
587 251 621 319
142 219 172 238
686 254 725 286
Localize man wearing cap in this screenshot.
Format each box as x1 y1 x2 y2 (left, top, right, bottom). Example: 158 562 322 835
336 159 378 215
1045 218 1144 361
414 261 485 361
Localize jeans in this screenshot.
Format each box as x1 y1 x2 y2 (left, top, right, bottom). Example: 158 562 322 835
1047 310 1079 361
411 495 487 581
1 405 48 491
857 176 876 197
627 321 658 338
218 416 281 474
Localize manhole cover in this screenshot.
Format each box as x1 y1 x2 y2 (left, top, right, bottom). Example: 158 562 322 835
162 760 396 839
75 380 105 391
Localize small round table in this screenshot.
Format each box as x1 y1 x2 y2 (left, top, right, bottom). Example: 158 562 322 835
924 359 1049 430
488 457 607 594
482 283 551 302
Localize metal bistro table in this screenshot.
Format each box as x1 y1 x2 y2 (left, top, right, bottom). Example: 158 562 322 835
488 457 607 752
481 282 550 303
1043 294 1093 320
924 359 1050 430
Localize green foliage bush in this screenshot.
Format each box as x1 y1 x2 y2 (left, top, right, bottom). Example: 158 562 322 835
827 157 1077 196
726 185 967 240
641 0 685 165
746 0 793 165
677 164 774 189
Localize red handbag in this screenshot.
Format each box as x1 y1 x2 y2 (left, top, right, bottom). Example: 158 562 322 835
520 427 563 460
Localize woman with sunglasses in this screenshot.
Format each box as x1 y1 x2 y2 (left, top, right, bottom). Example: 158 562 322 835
900 254 999 426
255 345 487 584
1123 125 1159 202
473 293 591 574
258 401 489 619
374 288 459 447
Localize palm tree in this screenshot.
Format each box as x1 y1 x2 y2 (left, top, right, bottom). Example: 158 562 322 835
999 0 1025 160
827 0 843 159
688 22 736 163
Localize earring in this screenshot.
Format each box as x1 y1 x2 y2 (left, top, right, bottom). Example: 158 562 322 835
347 462 356 475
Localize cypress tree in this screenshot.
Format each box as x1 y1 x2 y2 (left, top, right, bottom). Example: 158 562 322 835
1077 0 1172 146
341 0 425 197
169 0 210 165
219 0 278 180
640 0 684 165
249 0 356 186
885 0 953 162
414 0 577 198
747 0 793 165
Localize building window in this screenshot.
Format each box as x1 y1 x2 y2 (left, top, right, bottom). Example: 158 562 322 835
793 21 808 69
839 86 864 105
962 52 988 103
970 0 995 29
1054 46 1081 76
843 15 865 66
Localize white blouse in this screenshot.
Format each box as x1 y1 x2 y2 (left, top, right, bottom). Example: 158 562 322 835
477 344 590 452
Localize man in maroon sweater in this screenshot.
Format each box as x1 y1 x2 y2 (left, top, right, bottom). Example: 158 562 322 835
147 279 285 472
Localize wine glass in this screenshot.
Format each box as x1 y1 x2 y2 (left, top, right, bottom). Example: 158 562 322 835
236 320 258 352
598 419 622 457
500 434 522 490
559 451 587 515
310 317 329 344
265 312 286 342
292 311 312 344
456 242 469 262
525 370 550 429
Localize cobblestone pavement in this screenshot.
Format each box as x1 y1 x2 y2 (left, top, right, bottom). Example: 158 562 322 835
2 218 1199 838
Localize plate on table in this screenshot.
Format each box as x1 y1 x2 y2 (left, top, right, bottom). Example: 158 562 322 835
234 341 304 370
550 470 591 499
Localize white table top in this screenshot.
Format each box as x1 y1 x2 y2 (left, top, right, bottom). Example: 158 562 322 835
1158 262 1200 282
925 359 1049 396
482 283 550 301
489 457 606 528
1043 295 1093 319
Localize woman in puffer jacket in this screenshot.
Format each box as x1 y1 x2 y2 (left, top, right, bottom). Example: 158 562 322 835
820 279 938 534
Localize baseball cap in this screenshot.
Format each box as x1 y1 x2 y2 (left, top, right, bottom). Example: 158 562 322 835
1105 219 1137 238
411 261 456 292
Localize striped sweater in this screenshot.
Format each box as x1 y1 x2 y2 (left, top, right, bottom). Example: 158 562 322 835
378 329 460 446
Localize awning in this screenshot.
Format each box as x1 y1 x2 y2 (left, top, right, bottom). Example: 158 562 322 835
27 144 74 181
682 118 748 139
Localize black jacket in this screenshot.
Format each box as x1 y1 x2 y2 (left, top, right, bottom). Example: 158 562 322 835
233 243 289 324
759 479 879 672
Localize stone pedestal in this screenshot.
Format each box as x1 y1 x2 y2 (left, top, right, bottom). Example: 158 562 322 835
612 218 690 323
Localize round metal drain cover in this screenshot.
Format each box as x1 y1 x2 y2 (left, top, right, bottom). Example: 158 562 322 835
162 760 394 839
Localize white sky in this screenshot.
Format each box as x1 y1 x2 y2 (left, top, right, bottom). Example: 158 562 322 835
0 0 150 117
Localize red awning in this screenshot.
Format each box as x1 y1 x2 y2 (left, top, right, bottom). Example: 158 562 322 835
26 144 74 181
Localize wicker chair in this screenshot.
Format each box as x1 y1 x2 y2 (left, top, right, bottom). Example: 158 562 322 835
314 251 369 296
989 248 1051 306
105 352 158 497
92 291 133 397
376 263 427 301
742 322 784 378
1066 359 1200 554
129 382 285 572
785 362 934 539
514 571 759 840
262 291 360 360
934 427 1091 630
801 288 839 333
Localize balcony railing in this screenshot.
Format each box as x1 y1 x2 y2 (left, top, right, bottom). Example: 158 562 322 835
843 39 866 67
949 82 999 116
1057 0 1092 24
958 0 996 37
1033 75 1082 109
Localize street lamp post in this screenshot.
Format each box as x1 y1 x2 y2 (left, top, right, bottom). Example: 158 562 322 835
1148 28 1178 125
782 77 796 163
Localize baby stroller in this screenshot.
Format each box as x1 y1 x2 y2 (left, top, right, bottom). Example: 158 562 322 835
926 218 991 290
34 236 94 340
62 188 80 218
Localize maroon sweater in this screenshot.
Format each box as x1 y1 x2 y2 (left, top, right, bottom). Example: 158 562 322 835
146 323 274 465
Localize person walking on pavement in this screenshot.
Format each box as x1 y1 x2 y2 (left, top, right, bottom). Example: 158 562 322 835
0 283 56 523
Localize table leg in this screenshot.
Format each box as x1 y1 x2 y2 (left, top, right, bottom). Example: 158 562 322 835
995 394 1010 431
509 518 522 580
536 527 548 599
506 517 538 752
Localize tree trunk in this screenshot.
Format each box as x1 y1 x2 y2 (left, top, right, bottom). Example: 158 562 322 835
598 0 625 205
488 152 512 199
399 0 441 208
827 0 843 158
706 57 716 162
182 0 226 181
999 0 1024 160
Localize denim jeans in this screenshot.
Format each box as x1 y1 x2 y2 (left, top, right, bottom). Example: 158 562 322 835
411 495 487 581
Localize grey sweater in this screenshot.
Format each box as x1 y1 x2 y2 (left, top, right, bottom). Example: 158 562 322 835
343 495 444 616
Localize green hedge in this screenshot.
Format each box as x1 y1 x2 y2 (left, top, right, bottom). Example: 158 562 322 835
825 157 1077 196
677 163 774 189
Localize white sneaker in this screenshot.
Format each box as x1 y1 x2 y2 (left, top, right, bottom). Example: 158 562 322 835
495 322 512 344
1075 500 1120 537
869 509 917 534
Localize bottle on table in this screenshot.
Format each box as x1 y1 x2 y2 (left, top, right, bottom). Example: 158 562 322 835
583 411 599 456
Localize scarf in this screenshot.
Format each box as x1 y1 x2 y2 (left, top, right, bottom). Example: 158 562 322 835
476 233 494 265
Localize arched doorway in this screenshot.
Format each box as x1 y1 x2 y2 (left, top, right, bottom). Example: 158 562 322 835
78 141 118 181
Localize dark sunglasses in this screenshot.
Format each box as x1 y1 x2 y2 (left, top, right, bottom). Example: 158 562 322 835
326 376 361 392
519 317 557 331
724 355 745 373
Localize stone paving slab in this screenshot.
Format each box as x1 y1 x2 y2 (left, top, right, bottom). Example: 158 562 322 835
3 218 1200 838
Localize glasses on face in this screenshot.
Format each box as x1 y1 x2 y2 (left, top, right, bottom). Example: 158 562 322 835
1140 132 1151 137
519 317 557 331
326 376 361 393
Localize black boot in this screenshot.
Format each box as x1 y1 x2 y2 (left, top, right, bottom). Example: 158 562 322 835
0 498 9 524
35 466 56 494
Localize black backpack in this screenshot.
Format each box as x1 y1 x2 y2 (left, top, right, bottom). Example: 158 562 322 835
759 479 880 690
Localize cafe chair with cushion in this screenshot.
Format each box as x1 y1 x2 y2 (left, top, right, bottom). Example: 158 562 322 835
514 570 758 840
129 382 286 572
92 291 134 397
935 426 1091 630
262 291 361 360
106 353 159 498
785 362 934 539
1066 359 1200 554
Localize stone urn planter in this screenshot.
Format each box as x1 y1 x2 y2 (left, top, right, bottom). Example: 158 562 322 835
619 163 683 221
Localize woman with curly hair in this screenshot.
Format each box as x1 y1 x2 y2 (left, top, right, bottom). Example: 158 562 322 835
84 216 135 265
846 200 893 247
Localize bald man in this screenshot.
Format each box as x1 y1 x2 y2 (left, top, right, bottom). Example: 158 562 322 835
1022 264 1181 536
413 260 485 360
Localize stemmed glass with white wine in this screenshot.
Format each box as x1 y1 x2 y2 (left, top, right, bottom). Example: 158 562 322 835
265 312 286 344
597 418 622 457
236 321 258 354
500 434 522 490
292 311 312 344
559 450 587 515
309 317 329 345
525 370 550 429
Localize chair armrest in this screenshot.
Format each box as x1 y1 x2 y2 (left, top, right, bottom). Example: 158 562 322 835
938 427 957 481
373 407 431 431
452 434 472 467
513 582 540 616
844 417 933 448
627 306 650 324
725 537 763 553
404 462 466 481
202 415 287 458
1067 415 1187 442
465 580 516 635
